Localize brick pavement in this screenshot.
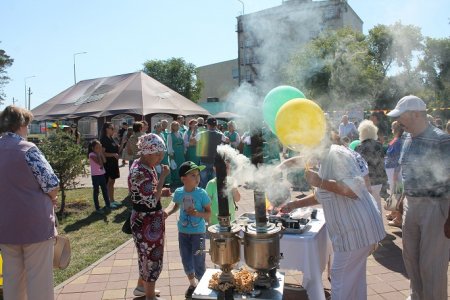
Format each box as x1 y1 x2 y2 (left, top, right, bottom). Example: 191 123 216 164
53 165 450 299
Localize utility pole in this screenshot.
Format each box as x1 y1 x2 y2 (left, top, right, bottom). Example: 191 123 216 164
12 97 18 105
27 87 33 110
73 52 87 84
24 75 36 110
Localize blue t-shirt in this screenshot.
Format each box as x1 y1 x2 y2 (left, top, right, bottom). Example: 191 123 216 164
173 186 211 234
399 125 450 195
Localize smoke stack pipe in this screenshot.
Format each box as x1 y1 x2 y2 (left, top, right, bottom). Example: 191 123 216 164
250 129 267 228
214 153 230 226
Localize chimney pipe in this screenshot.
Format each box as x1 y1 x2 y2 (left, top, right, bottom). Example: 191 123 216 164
214 153 230 228
250 129 268 229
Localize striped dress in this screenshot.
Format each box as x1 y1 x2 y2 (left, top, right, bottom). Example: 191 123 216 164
315 145 386 252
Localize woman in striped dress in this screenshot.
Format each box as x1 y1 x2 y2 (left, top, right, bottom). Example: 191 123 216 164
279 142 385 300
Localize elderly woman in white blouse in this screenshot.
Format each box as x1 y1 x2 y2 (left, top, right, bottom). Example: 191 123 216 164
278 137 385 300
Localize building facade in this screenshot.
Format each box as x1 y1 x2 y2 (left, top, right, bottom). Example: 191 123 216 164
197 0 362 106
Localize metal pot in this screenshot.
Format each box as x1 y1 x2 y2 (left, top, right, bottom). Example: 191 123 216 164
243 223 282 271
208 224 241 266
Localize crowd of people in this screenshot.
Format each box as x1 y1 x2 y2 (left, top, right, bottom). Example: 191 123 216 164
0 93 449 300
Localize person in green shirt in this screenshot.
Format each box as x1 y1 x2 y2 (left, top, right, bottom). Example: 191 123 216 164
205 163 241 225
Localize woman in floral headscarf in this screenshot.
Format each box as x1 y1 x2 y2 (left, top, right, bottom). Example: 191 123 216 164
128 133 170 300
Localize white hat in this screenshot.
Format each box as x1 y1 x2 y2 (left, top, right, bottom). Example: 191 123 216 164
387 95 426 117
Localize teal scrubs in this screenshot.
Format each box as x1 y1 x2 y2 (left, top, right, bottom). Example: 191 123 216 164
170 132 185 186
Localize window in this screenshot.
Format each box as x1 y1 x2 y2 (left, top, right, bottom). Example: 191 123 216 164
78 117 98 137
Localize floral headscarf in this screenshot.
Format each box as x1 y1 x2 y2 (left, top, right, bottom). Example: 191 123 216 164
137 133 166 156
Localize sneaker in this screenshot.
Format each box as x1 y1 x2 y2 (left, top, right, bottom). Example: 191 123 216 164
95 209 104 215
111 201 122 207
133 286 160 297
109 203 119 209
185 285 196 298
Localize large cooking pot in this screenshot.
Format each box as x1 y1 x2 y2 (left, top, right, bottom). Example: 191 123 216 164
208 224 241 266
243 223 282 271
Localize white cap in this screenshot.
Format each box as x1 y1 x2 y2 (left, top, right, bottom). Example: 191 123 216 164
387 95 426 117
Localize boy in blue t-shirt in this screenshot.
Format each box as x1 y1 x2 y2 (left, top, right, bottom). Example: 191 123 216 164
165 161 211 298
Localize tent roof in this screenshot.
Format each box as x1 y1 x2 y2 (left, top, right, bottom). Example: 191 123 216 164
31 72 210 121
212 111 242 119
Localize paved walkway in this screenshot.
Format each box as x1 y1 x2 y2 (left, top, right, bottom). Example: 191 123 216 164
53 166 449 299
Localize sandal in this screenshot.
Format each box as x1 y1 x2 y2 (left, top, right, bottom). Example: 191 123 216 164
388 218 402 228
385 213 395 221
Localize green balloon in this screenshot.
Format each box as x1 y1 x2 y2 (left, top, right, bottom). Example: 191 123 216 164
263 86 305 133
349 139 361 151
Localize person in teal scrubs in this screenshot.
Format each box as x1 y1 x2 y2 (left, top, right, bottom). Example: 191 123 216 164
224 121 241 150
184 119 200 165
167 121 185 187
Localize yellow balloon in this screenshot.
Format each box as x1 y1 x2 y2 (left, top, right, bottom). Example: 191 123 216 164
275 98 326 147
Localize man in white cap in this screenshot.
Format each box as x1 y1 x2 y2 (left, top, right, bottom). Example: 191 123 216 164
387 95 450 300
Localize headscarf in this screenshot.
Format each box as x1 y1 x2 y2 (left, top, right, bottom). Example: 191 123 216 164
137 133 166 156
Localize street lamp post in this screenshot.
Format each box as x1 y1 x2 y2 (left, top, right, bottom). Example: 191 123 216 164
24 75 36 110
73 52 87 85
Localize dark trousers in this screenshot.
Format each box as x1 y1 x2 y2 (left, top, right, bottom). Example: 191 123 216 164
199 162 215 189
92 175 110 210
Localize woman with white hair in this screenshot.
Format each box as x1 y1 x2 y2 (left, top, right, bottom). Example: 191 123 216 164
224 120 240 149
355 120 388 214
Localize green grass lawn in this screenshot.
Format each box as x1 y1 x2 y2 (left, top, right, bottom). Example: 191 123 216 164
52 188 172 286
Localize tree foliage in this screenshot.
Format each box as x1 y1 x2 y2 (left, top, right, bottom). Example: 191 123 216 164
285 27 383 108
418 37 450 108
39 131 87 214
142 57 203 102
283 23 434 110
0 43 14 103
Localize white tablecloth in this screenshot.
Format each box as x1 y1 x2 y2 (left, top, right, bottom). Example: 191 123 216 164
278 208 332 300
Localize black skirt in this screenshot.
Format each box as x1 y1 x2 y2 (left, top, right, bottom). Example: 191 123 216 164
104 157 120 179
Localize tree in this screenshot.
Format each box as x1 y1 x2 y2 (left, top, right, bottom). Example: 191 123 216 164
367 23 424 107
40 131 87 214
142 57 203 102
284 23 426 110
284 27 383 108
0 43 14 103
419 37 450 108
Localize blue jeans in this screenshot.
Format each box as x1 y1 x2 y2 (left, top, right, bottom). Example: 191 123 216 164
92 175 110 210
199 162 215 189
178 232 206 280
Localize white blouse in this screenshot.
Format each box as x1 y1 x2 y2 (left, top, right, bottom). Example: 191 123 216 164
315 145 386 252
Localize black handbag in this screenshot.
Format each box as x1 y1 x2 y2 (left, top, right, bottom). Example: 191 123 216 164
122 213 132 234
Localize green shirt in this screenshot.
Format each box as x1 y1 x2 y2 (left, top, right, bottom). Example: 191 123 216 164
205 178 237 225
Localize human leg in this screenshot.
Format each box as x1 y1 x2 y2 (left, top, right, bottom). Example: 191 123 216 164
91 175 101 210
98 175 111 208
402 197 423 300
131 212 165 299
0 243 27 300
179 232 198 297
370 184 383 214
417 197 449 300
192 233 206 280
106 177 115 202
179 232 194 275
24 239 54 300
330 245 372 300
